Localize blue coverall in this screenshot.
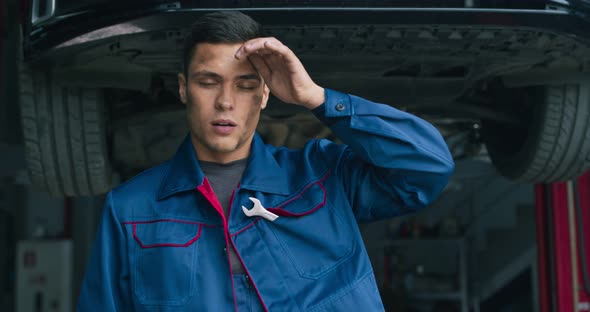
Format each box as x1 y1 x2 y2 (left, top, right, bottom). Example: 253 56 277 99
77 89 454 311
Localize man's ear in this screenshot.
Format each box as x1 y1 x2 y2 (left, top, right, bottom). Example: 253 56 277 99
260 84 270 110
178 73 187 104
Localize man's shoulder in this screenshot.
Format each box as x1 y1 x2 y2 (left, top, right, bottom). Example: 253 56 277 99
110 161 171 202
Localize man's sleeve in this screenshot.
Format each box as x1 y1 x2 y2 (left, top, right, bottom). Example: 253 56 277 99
312 89 455 222
77 192 132 311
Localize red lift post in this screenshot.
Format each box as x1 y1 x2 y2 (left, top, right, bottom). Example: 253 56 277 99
536 172 590 311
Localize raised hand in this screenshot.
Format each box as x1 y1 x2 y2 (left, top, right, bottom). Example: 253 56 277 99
235 37 325 110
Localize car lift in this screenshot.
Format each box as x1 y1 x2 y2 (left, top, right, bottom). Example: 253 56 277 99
536 172 590 311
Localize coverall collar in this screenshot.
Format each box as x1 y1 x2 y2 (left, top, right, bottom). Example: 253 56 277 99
157 133 289 200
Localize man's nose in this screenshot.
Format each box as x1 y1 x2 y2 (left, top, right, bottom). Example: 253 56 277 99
215 85 234 111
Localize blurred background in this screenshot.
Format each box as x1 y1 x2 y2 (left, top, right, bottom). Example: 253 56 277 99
2 1 590 311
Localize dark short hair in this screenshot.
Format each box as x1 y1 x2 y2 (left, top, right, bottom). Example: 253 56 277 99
181 11 262 76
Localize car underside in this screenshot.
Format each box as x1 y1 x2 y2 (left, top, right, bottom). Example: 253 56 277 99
19 0 590 195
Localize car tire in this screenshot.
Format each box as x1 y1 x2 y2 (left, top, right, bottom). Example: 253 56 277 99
19 66 112 196
483 84 590 183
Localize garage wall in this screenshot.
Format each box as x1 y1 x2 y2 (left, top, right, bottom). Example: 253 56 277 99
24 190 65 238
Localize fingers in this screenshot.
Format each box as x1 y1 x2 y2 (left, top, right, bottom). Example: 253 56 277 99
235 37 293 60
247 53 272 81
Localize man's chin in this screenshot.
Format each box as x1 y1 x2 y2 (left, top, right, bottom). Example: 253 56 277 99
205 140 240 154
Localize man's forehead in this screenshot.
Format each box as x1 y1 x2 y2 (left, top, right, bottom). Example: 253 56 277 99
190 43 258 76
191 42 241 63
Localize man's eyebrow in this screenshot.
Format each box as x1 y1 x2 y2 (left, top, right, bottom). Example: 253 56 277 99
236 74 261 81
190 71 222 79
189 71 260 81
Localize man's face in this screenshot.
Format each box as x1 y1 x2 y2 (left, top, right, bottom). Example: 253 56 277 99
178 43 270 163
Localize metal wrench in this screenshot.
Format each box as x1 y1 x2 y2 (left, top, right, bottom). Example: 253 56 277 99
242 197 279 221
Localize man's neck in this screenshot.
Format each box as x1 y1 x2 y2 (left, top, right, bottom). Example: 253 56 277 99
197 154 248 164
191 138 252 164
199 157 249 166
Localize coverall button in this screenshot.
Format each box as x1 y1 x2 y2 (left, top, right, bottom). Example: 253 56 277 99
335 103 345 111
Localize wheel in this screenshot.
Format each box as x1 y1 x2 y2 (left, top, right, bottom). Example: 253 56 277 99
19 66 112 196
482 84 590 183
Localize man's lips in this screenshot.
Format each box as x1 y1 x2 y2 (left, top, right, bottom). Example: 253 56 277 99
211 119 237 135
211 119 237 127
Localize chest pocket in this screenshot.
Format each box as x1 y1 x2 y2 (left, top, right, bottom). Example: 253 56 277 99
266 179 354 279
129 220 202 306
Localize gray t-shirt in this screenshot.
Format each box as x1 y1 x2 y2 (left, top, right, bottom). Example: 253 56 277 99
200 158 248 274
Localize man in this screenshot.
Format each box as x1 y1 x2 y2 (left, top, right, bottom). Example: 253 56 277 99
77 11 454 311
